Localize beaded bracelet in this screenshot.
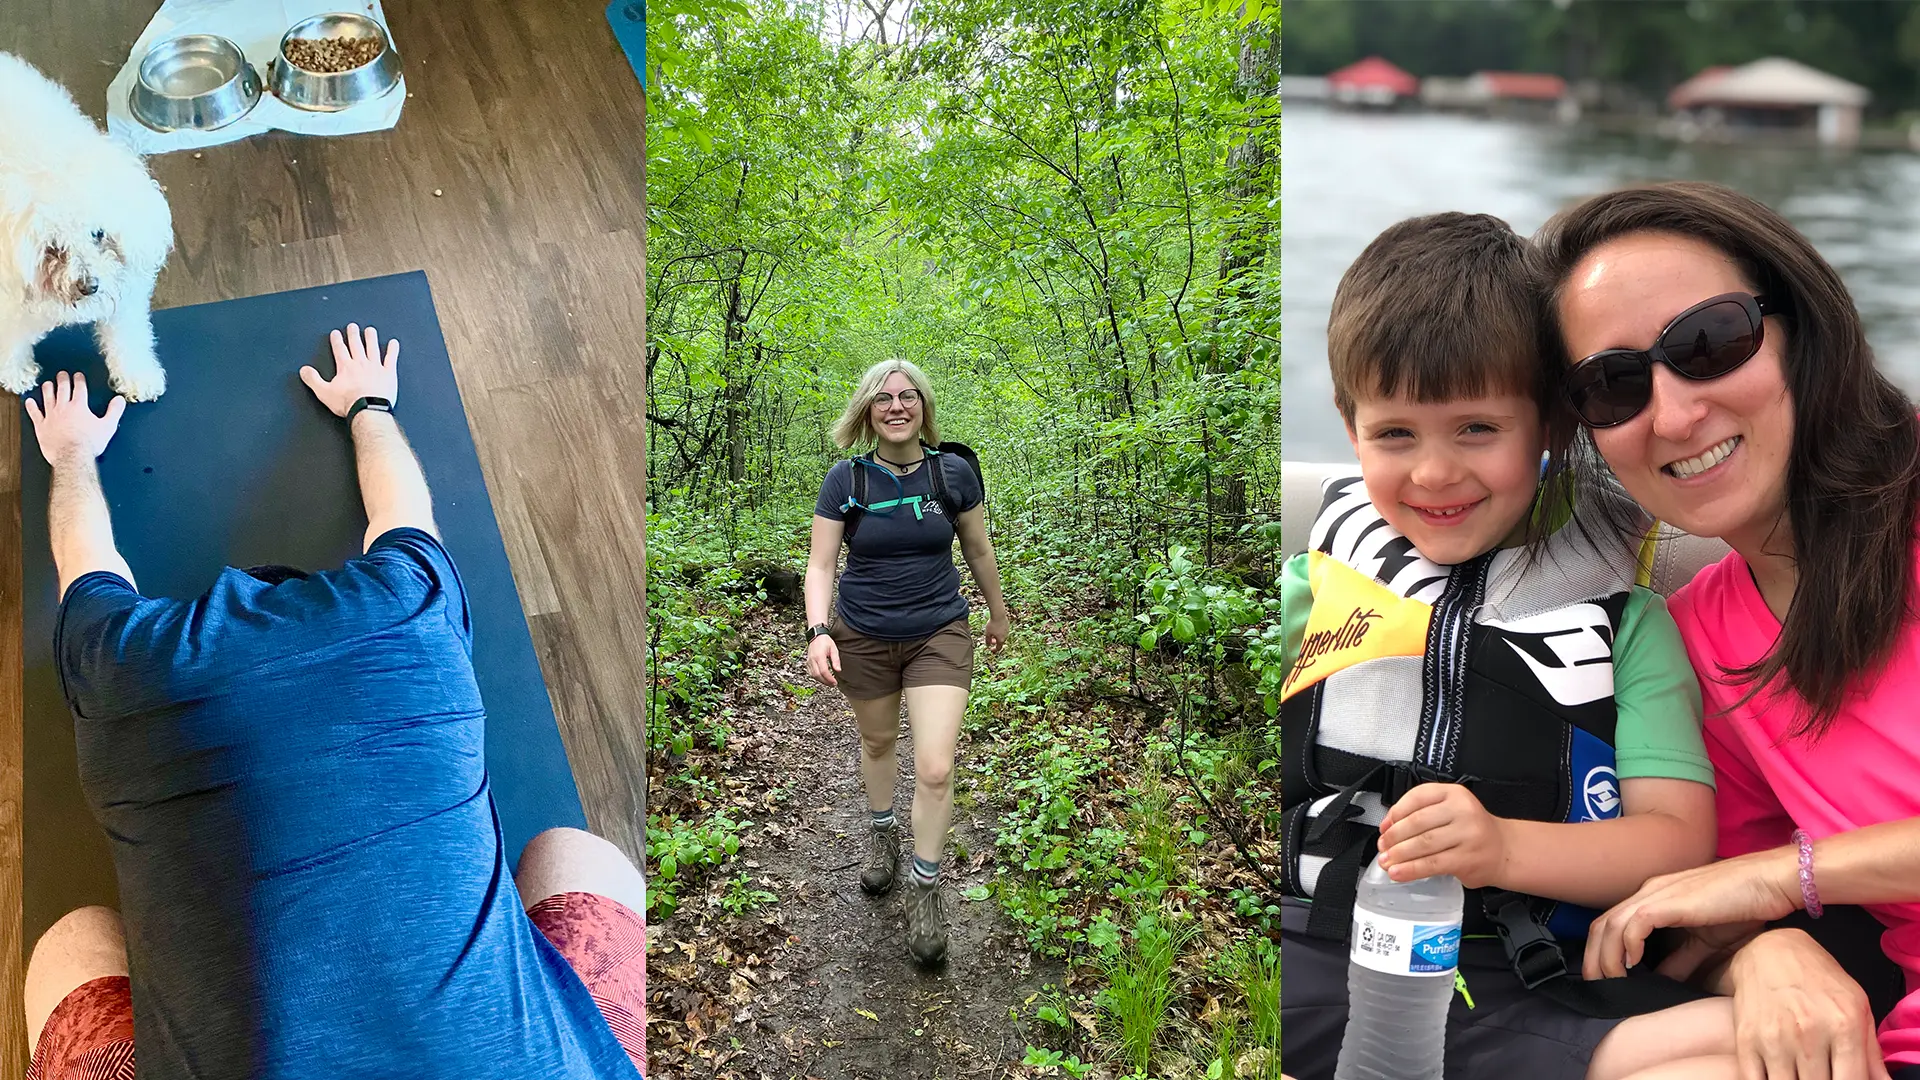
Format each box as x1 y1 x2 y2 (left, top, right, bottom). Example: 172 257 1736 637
1792 828 1824 919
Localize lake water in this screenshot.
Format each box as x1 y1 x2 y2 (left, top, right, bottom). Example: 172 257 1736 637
1282 107 1920 462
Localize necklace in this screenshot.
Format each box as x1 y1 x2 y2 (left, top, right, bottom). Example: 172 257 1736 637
875 451 923 473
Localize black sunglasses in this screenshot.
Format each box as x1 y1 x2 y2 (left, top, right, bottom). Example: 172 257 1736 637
1565 292 1777 428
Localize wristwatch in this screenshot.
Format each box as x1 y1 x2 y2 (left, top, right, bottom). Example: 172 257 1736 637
806 622 833 643
347 396 394 422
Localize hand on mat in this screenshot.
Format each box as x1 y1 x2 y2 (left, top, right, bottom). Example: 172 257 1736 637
1726 928 1891 1080
25 372 126 468
807 634 840 687
302 323 400 418
1376 782 1510 889
1583 845 1800 978
984 614 1011 654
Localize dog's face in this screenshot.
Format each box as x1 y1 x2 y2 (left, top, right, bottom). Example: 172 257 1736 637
29 224 126 313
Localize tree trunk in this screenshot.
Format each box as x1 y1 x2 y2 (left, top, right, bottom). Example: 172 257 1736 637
1207 11 1278 529
722 278 750 485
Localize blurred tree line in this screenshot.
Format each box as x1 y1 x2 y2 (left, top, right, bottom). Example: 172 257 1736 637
1286 0 1920 116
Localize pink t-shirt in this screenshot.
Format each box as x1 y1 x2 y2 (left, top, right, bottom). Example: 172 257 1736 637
1671 546 1920 1064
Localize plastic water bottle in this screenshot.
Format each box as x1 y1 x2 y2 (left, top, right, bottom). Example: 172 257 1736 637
1333 854 1464 1080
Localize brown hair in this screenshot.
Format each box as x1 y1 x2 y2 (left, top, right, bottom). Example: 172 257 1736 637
1535 181 1920 738
1329 212 1555 427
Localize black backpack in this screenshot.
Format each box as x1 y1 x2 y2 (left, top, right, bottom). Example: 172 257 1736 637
842 441 983 545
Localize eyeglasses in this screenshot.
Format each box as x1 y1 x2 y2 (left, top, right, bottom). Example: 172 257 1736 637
1565 292 1777 428
872 390 921 408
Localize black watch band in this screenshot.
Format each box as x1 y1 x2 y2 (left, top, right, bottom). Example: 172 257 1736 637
806 622 833 643
347 396 394 422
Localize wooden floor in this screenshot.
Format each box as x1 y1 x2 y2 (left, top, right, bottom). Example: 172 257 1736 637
0 2 650 1071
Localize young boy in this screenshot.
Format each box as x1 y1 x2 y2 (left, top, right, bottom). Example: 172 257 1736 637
1277 213 1739 1080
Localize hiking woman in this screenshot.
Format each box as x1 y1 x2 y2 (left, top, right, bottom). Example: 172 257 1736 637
1538 180 1920 1079
803 359 1012 965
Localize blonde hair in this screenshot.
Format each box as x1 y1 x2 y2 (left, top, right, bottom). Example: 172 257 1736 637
831 359 941 450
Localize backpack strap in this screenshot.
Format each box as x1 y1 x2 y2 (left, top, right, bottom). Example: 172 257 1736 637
842 455 872 546
923 445 954 519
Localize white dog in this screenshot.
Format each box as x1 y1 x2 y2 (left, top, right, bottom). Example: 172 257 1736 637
0 52 173 401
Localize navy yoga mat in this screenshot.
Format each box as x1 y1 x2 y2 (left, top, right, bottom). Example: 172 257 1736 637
19 270 587 951
607 0 646 89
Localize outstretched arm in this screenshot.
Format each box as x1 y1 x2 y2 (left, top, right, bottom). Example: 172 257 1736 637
25 373 136 598
300 324 437 549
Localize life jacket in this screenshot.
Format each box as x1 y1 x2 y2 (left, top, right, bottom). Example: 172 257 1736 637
1281 474 1701 1015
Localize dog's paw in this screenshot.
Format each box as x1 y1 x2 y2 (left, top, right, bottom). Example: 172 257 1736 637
112 366 167 402
0 367 39 396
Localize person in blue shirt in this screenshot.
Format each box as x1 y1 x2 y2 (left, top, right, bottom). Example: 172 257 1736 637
803 359 1012 966
20 324 649 1080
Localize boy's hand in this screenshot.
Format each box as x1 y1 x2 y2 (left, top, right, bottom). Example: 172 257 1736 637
1377 783 1510 889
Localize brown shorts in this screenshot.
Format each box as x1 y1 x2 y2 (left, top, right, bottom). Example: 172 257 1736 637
832 615 974 700
28 891 647 1079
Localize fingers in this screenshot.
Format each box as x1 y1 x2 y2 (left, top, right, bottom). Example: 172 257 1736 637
57 370 71 404
1620 908 1659 971
103 396 126 428
1380 783 1453 832
1380 848 1461 884
1831 1025 1868 1080
1377 801 1453 855
384 337 399 368
23 396 41 425
363 324 379 362
1585 907 1630 979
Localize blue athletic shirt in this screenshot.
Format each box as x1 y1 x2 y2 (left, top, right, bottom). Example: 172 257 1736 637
815 453 983 640
53 528 641 1079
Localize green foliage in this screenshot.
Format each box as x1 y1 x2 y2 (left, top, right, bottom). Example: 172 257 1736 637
645 811 745 918
718 872 778 914
645 0 1278 1073
1021 1046 1096 1077
1099 913 1198 1075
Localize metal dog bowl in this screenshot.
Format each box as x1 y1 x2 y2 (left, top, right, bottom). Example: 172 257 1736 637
269 13 402 112
129 34 262 132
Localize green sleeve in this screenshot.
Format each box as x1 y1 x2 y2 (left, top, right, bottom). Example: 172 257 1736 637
1611 587 1714 788
1279 552 1311 683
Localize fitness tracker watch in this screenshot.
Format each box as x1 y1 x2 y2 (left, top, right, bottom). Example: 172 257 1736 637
347 396 394 422
806 622 833 643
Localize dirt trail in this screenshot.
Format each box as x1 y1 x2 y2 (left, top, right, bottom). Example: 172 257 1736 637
648 606 1065 1080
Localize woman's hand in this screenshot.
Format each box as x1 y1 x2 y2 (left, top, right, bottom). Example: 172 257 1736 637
1584 847 1800 979
1376 783 1510 889
1725 928 1892 1080
984 614 1011 654
807 634 840 687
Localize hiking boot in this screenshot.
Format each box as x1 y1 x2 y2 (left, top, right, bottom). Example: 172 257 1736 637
860 822 900 895
906 877 948 964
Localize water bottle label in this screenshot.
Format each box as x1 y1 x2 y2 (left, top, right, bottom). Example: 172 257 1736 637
1350 908 1461 977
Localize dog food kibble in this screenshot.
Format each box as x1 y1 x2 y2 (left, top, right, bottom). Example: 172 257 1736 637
284 36 383 73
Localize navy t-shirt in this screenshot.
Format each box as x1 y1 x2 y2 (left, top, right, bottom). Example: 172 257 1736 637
815 453 983 640
53 528 640 1079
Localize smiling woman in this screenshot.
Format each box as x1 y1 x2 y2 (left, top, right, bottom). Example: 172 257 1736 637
1536 180 1920 1079
801 358 1011 968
